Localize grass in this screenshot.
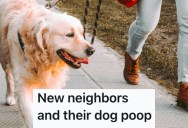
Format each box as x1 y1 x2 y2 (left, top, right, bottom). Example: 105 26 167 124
58 0 178 95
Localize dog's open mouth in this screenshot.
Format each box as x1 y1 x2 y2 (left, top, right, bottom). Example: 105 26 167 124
56 49 88 69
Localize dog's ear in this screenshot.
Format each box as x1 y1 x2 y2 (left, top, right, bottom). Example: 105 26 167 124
34 18 47 52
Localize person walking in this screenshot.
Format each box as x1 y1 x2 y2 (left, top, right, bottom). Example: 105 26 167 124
117 0 188 111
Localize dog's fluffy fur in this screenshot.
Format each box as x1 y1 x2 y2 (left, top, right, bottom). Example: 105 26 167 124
0 0 93 127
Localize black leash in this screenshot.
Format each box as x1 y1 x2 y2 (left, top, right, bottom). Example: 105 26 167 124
83 0 103 44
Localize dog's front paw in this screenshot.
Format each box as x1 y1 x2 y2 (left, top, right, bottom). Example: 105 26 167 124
6 95 16 106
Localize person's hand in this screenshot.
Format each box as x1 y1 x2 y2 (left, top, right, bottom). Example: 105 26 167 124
117 0 138 8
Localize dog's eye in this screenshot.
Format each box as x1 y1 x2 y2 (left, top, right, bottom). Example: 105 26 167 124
66 33 74 37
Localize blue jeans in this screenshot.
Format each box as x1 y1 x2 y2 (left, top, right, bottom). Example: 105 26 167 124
127 0 188 83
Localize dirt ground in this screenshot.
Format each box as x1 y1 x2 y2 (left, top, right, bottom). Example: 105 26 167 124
59 0 178 95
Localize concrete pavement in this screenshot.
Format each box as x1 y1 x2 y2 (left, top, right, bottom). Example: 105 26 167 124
67 35 188 128
0 0 188 127
0 66 26 128
1 34 188 128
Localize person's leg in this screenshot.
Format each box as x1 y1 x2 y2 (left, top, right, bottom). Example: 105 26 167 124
175 0 188 110
124 0 162 85
127 0 162 59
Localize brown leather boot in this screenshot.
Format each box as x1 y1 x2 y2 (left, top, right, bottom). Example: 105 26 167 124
177 83 188 111
123 52 140 85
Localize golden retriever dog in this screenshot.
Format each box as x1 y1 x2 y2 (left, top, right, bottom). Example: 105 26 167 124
0 0 94 127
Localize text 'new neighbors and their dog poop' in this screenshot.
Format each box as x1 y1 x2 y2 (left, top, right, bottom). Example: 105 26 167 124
34 90 153 126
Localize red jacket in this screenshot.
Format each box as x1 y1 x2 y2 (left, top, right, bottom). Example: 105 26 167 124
117 0 138 8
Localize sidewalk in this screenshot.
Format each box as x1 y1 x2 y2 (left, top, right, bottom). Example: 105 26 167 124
67 36 188 128
1 34 188 128
0 0 188 128
0 66 26 128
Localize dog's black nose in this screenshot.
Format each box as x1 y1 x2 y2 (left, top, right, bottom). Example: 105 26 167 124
85 46 95 56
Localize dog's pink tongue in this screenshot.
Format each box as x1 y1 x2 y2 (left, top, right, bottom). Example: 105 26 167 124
77 58 89 64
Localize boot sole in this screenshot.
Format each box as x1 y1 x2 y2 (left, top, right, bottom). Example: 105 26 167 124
125 78 139 85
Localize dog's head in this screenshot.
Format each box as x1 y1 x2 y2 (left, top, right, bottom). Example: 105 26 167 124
30 13 95 69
